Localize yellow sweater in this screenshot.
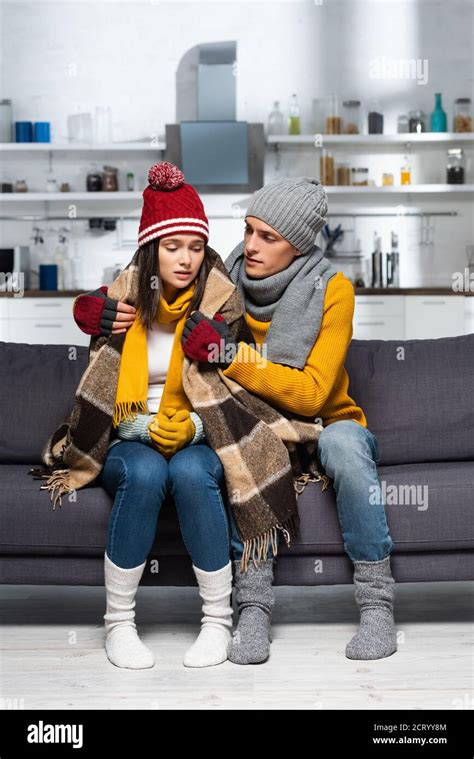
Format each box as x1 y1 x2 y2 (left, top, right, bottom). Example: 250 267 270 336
223 271 367 428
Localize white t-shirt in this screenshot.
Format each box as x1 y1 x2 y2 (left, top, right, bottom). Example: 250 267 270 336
146 320 176 413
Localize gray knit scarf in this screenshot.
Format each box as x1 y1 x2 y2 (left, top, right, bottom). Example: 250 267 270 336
224 240 337 369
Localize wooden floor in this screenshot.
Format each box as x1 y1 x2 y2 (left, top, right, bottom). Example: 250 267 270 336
0 581 472 710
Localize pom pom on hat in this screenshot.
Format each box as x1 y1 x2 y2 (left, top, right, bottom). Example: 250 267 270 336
148 161 185 191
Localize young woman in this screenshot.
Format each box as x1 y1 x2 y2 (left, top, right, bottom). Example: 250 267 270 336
74 162 234 671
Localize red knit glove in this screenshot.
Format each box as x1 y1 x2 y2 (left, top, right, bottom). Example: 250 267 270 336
181 311 236 366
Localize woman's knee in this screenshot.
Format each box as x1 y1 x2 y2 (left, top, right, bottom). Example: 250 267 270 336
168 444 223 487
102 441 169 494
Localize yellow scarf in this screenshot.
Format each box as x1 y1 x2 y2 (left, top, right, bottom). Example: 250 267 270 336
112 282 195 427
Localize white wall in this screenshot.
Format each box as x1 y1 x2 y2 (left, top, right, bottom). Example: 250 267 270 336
1 0 473 288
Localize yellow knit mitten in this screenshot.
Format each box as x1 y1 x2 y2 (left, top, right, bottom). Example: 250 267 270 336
148 407 195 457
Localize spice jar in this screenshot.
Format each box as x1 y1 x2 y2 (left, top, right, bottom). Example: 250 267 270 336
446 148 465 183
453 98 472 132
342 100 360 134
408 110 426 133
102 165 119 191
337 163 351 186
351 167 369 186
397 114 409 133
320 150 335 185
87 165 103 192
368 99 384 134
325 94 341 134
14 179 28 193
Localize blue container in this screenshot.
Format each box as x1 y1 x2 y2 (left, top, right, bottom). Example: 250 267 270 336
39 264 58 291
15 121 33 142
34 122 51 142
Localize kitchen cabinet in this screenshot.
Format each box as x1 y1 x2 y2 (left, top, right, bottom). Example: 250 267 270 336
7 298 90 346
353 296 405 340
404 296 466 339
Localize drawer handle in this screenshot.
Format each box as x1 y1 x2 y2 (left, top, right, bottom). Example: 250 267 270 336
358 300 385 305
421 300 447 305
33 302 63 308
358 321 386 326
34 323 63 327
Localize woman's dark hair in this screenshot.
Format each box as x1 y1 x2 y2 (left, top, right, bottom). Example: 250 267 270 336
136 237 216 330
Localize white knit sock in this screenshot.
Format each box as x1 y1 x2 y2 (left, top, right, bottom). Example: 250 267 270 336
183 561 233 668
103 552 155 669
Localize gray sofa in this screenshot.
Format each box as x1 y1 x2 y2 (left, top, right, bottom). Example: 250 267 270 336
1 335 473 587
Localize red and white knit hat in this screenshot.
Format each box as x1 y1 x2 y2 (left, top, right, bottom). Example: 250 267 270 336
138 161 209 247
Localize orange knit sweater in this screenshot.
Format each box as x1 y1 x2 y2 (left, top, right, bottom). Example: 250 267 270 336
223 271 366 428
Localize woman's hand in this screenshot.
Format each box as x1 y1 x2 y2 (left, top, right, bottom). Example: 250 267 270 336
110 301 137 334
148 406 196 457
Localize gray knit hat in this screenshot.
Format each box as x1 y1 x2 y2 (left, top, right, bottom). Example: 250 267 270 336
245 176 328 255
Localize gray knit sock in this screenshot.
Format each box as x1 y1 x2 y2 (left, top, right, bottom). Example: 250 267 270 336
345 555 397 660
228 558 274 665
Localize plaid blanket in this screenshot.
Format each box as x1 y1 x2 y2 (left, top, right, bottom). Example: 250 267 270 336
181 256 330 571
28 246 329 571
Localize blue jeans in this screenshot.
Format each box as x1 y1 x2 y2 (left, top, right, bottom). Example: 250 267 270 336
317 420 394 561
229 419 394 563
96 440 231 572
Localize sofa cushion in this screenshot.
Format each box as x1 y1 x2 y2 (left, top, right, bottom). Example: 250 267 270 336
345 334 474 465
2 461 472 557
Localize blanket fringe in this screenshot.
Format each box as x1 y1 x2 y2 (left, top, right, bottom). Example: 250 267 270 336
294 470 331 495
28 465 71 510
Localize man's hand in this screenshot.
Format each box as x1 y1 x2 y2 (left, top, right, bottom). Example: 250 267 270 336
148 407 196 457
181 311 236 366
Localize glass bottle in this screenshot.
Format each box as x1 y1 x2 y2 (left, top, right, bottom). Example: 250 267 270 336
266 101 285 135
430 93 447 132
400 156 411 185
288 94 301 135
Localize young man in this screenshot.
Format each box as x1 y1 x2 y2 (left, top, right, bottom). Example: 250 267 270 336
181 176 396 666
72 176 397 666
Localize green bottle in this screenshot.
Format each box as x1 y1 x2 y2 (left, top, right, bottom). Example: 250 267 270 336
288 93 301 135
430 93 447 132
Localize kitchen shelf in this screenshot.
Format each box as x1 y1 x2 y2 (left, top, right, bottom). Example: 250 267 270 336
0 141 165 152
267 133 474 146
0 192 143 201
1 186 472 202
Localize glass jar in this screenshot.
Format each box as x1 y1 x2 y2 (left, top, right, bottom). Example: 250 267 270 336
337 163 351 185
0 99 13 142
351 167 369 186
400 157 411 185
453 98 472 132
320 150 335 185
325 93 341 134
408 110 426 133
446 148 465 184
368 99 383 134
102 165 119 191
14 179 28 193
342 100 360 134
397 114 409 133
87 164 103 191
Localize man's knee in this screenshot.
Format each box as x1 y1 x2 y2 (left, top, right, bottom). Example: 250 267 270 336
318 420 369 472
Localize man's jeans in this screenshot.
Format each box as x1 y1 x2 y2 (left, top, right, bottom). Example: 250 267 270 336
97 440 231 571
230 419 394 563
